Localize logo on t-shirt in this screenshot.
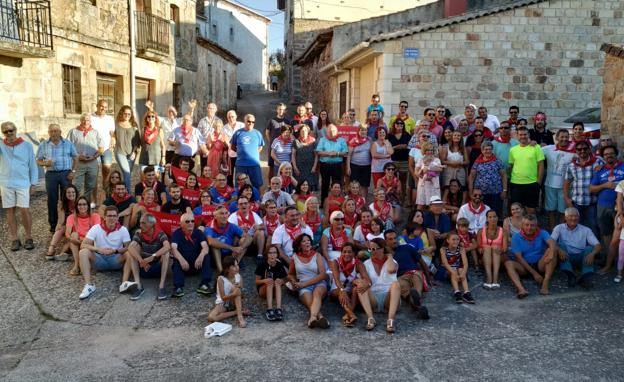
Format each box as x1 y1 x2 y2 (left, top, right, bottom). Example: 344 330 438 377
242 136 252 144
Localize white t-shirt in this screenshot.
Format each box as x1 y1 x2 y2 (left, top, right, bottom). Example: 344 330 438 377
91 114 115 150
228 211 262 236
457 203 490 234
85 224 131 251
271 223 313 258
168 126 205 157
483 114 500 134
542 145 575 188
363 258 398 293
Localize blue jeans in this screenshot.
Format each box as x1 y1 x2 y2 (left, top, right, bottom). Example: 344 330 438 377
115 151 135 193
559 244 594 275
45 170 71 229
172 253 212 288
235 165 263 189
573 203 598 237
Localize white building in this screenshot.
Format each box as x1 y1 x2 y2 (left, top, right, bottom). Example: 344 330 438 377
200 0 270 92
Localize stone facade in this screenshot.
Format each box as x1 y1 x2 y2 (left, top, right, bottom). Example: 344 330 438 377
298 38 333 112
601 44 624 148
0 0 238 139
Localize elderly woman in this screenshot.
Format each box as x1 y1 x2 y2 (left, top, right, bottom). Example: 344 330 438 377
439 130 469 188
329 243 375 329
138 109 165 173
114 105 141 192
168 113 207 169
320 210 353 262
65 196 101 275
315 124 348 201
468 141 507 217
292 123 318 192
288 233 330 329
346 125 372 197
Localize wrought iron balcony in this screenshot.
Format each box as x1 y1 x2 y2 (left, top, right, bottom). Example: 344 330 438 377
0 0 53 58
135 10 170 61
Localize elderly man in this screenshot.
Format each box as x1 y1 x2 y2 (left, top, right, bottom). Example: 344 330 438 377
228 195 265 259
457 188 490 235
67 113 104 208
551 207 601 288
197 102 222 169
101 183 136 226
171 212 212 297
271 206 313 263
91 100 115 189
509 126 544 215
423 196 451 243
230 113 264 189
262 176 295 214
205 205 251 272
167 113 207 168
0 121 38 251
78 206 132 299
505 214 558 297
125 213 171 300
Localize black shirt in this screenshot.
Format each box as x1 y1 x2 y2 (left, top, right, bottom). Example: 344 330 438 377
266 116 291 143
103 196 136 213
162 198 191 214
388 132 412 162
529 128 554 146
255 259 288 281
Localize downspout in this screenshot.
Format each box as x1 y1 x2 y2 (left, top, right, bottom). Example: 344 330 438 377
129 0 137 113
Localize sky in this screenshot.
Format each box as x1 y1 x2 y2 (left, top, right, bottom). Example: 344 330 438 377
229 0 285 54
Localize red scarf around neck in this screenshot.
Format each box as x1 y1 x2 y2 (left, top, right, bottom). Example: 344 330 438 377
303 212 321 233
139 200 159 212
3 137 24 147
349 194 365 212
297 249 316 260
180 125 193 143
142 180 158 192
140 225 163 243
79 126 93 137
520 228 541 242
281 175 292 189
374 201 392 221
458 231 471 248
381 175 398 190
236 210 255 230
603 160 623 177
495 135 511 144
181 228 195 244
474 154 497 164
144 125 159 145
371 255 387 268
360 223 371 238
344 211 358 228
299 135 315 145
211 221 230 235
467 201 486 215
100 221 122 235
338 256 358 278
285 223 303 241
215 185 233 200
264 214 280 235
278 135 293 146
555 144 575 153
330 228 348 251
348 135 368 147
572 155 598 168
112 192 130 204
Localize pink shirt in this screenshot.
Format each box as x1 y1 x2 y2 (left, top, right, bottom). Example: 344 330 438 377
66 213 101 239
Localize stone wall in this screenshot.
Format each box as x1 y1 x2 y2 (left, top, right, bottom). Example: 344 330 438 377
378 0 624 124
601 45 624 148
299 40 333 112
196 45 239 115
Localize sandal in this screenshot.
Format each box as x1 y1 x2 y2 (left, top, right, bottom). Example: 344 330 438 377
365 317 376 331
386 319 396 333
69 267 81 276
516 291 529 299
308 317 318 329
45 246 55 261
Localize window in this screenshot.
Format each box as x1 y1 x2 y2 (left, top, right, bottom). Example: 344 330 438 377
229 26 234 41
339 81 347 117
223 70 227 99
170 5 180 37
96 73 121 115
173 83 182 113
62 65 82 114
208 64 213 101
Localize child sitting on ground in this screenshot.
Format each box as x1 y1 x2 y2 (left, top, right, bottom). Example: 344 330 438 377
438 232 475 304
208 256 249 328
457 217 479 272
255 245 288 321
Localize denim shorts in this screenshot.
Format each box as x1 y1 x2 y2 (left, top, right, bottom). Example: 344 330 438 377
93 253 123 271
298 280 327 297
98 149 113 165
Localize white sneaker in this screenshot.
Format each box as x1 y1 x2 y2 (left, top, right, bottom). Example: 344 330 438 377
79 284 96 300
614 275 622 283
119 281 138 293
285 281 294 291
90 202 97 210
483 283 492 290
491 283 501 289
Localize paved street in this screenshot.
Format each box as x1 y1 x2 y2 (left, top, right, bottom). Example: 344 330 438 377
1 92 623 381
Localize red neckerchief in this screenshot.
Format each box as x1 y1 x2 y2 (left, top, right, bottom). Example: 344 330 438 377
327 195 344 214
139 200 159 212
100 221 122 235
555 144 575 153
198 205 216 226
458 231 472 248
144 125 159 145
112 191 130 204
236 210 255 230
281 175 292 189
572 155 598 168
603 160 623 177
296 249 315 260
296 192 311 204
381 175 398 190
278 135 293 146
348 193 365 212
360 223 371 238
326 134 338 142
371 255 387 269
338 256 358 279
285 223 303 241
306 112 315 120
140 225 163 243
215 185 233 200
506 118 517 126
180 124 193 143
79 126 93 137
211 221 230 235
373 201 392 221
495 135 511 144
3 137 24 147
474 154 497 164
348 135 368 147
520 228 541 242
212 131 224 143
434 117 446 128
264 214 280 235
467 201 486 215
181 228 194 244
142 180 158 192
330 228 348 251
303 212 321 233
344 211 358 228
298 134 315 145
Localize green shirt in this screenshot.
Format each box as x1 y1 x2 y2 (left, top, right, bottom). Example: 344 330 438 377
509 144 544 184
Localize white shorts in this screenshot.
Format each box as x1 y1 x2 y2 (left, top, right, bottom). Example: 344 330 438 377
1 186 30 208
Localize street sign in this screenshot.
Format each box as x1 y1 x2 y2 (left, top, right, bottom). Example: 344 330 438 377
404 48 420 59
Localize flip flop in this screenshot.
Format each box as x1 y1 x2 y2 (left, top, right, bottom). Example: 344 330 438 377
365 317 376 331
516 291 529 299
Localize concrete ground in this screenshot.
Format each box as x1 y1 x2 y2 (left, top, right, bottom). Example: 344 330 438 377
1 92 623 381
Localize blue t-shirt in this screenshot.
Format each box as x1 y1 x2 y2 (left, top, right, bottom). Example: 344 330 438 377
393 242 423 276
423 211 451 233
315 137 347 164
231 186 261 202
230 128 264 166
511 230 551 264
171 228 206 261
367 104 385 116
590 163 624 207
205 223 244 255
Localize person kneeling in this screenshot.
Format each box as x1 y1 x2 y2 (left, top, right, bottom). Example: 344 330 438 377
208 256 249 328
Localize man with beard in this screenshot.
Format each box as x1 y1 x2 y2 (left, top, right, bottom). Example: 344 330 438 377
477 106 500 135
162 184 192 215
529 112 554 146
272 206 313 263
101 183 136 226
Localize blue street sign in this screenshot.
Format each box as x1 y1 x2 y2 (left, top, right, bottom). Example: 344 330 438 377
404 48 420 59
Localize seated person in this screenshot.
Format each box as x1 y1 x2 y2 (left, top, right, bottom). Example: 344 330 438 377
134 166 167 205
125 213 171 301
101 183 136 227
208 256 249 328
66 196 101 276
209 174 235 206
369 188 399 229
205 205 252 272
457 188 490 234
193 189 217 230
231 173 261 201
324 182 345 221
129 188 162 232
77 206 132 300
353 210 373 251
229 184 261 213
162 184 192 215
255 245 288 321
170 213 213 298
262 176 295 214
278 162 298 194
272 206 313 263
228 195 265 260
164 157 191 187
423 196 452 243
320 211 354 262
504 214 558 298
551 207 601 288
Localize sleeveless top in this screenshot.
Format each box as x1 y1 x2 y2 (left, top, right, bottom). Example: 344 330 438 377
294 253 321 282
444 247 462 269
446 147 464 163
481 226 504 248
506 217 521 237
364 258 398 293
215 273 241 305
332 262 358 292
371 141 392 172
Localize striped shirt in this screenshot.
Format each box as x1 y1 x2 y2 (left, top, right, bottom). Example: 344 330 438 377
271 137 293 165
36 138 77 171
565 157 604 206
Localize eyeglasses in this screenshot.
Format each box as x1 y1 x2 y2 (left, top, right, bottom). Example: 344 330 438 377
333 217 344 221
106 215 118 218
576 147 589 152
370 246 382 251
2 129 15 134
349 113 356 116
246 120 255 124
474 134 483 137
426 113 435 117
184 220 194 224
200 194 210 198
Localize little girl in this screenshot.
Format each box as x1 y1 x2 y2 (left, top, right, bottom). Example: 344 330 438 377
439 233 474 304
477 210 506 289
255 245 288 321
208 256 250 328
457 217 479 272
415 142 444 210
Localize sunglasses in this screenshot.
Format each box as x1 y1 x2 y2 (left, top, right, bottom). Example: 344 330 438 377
576 147 589 152
474 134 483 137
184 220 194 224
2 129 15 134
427 113 435 117
333 217 344 221
246 120 255 124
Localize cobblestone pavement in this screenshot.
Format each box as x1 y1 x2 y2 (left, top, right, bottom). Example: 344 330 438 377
1 92 623 381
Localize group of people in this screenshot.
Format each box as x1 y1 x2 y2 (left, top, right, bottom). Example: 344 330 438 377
0 95 621 333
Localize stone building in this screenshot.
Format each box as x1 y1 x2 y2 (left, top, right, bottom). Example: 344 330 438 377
297 0 624 126
278 0 427 103
0 0 239 138
600 43 624 148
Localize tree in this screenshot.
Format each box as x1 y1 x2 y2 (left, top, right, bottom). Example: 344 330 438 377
269 49 285 81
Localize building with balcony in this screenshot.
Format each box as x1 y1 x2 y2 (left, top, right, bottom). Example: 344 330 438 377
0 0 239 138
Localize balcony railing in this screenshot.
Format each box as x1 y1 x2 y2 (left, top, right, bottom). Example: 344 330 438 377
0 0 52 50
135 11 169 56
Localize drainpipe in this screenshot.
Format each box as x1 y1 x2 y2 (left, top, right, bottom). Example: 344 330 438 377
129 0 137 113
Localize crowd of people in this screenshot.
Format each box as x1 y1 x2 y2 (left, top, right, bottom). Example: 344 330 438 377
1 94 622 333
